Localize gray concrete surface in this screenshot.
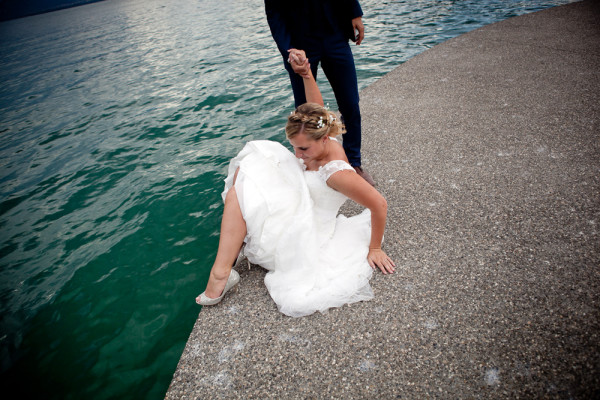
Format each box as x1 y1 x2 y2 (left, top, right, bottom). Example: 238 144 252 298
166 1 599 398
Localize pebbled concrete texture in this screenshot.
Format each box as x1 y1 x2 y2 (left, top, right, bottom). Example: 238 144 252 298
166 1 600 398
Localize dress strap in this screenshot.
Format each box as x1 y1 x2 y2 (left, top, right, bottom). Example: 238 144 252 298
319 160 355 181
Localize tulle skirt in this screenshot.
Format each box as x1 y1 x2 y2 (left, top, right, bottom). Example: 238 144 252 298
223 141 374 317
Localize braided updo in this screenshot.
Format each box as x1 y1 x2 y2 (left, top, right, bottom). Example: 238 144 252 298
286 103 344 141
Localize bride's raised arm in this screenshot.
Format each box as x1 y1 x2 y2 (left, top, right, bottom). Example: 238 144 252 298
287 49 324 106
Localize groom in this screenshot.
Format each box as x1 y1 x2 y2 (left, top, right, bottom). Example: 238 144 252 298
265 0 375 186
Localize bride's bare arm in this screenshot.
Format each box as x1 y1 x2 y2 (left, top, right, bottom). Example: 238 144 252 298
288 49 324 106
326 171 396 274
300 70 324 106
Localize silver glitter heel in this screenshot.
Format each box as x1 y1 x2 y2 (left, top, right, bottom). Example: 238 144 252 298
196 269 240 306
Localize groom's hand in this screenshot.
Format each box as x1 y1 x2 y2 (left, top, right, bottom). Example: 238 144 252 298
352 17 364 45
287 48 306 64
287 49 311 79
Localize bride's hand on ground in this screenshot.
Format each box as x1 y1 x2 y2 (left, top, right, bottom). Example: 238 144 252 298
367 248 396 275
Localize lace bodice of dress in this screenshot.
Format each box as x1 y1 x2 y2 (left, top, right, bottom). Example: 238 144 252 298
304 160 355 240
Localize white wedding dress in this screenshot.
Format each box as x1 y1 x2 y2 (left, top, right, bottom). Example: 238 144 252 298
222 140 374 317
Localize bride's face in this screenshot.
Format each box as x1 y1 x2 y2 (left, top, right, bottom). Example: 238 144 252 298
288 132 326 162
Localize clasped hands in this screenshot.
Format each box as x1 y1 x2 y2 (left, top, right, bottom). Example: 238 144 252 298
287 48 311 79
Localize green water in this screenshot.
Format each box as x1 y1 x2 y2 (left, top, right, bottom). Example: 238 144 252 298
0 0 574 398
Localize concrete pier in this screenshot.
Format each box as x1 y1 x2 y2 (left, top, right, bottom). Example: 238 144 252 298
166 1 600 398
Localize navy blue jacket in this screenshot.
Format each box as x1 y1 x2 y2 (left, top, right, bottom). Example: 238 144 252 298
265 0 363 59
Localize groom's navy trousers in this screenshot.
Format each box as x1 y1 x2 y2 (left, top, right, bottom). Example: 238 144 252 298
265 0 364 167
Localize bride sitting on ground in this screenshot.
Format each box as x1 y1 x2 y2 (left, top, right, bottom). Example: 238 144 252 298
196 49 395 317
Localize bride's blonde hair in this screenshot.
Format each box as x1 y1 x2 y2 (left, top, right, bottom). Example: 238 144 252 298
286 103 344 140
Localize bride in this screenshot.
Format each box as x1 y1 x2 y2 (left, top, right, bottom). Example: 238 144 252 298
196 49 395 317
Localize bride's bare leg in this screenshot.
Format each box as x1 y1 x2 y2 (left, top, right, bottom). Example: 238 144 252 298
202 184 247 299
